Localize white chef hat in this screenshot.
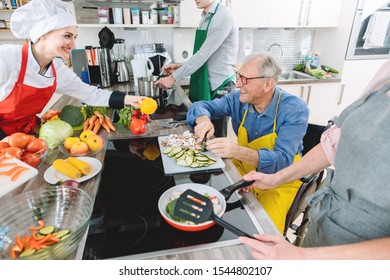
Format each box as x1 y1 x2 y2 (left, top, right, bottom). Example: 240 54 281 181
10 0 77 43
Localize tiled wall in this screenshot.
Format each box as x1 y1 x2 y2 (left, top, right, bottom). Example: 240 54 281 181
238 28 314 69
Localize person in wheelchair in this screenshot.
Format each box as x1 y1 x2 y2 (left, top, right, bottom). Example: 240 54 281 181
239 59 390 259
187 52 309 234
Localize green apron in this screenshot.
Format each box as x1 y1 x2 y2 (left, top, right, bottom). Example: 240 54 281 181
189 3 234 102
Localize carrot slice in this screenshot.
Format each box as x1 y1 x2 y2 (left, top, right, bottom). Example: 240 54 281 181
0 163 17 168
28 220 45 231
10 167 29 181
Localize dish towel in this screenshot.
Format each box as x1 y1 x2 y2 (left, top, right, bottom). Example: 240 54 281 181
363 11 390 48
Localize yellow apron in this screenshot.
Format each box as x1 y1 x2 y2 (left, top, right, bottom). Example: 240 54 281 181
232 92 302 234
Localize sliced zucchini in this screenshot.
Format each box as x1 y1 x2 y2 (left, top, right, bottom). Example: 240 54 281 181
185 156 193 166
162 147 173 154
190 162 200 168
56 229 70 239
19 248 36 258
173 150 184 159
61 234 71 241
39 225 55 235
206 155 217 162
176 159 188 166
171 147 182 155
196 156 209 162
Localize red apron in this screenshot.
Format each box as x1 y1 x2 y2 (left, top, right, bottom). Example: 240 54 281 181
0 43 57 135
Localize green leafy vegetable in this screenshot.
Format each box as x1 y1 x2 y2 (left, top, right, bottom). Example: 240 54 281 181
83 106 112 119
59 105 84 127
116 107 134 128
166 198 186 223
39 120 74 149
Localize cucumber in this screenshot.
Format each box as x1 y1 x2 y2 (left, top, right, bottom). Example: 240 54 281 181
61 234 71 241
173 150 184 159
176 159 188 166
162 147 173 154
19 248 36 258
321 65 339 74
190 162 200 168
56 229 70 239
39 225 55 235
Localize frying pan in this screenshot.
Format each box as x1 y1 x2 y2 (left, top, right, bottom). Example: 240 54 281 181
157 180 253 232
174 189 252 237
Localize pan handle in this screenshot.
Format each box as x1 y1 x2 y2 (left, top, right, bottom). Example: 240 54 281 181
220 179 254 201
212 214 253 238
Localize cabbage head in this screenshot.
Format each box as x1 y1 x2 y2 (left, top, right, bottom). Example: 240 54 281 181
39 120 74 149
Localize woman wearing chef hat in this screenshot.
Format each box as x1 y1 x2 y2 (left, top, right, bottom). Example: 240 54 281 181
0 0 144 138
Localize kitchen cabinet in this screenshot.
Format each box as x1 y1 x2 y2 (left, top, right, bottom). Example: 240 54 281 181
240 0 343 28
229 0 269 28
279 82 342 125
268 0 342 27
179 0 202 27
179 0 230 27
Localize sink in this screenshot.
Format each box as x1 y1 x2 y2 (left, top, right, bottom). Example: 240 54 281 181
280 70 315 80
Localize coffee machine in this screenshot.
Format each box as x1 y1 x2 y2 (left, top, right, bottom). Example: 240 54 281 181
87 27 117 88
112 38 130 83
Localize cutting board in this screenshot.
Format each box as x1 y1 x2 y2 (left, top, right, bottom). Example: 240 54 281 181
0 158 38 198
158 136 225 175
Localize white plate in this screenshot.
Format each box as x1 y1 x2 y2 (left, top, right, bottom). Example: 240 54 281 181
158 136 225 175
44 156 102 184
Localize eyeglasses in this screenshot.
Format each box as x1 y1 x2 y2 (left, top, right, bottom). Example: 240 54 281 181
235 72 269 85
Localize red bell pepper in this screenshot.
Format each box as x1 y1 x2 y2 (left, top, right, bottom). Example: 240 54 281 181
130 117 146 135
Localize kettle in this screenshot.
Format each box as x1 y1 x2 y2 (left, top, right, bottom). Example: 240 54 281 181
130 58 154 87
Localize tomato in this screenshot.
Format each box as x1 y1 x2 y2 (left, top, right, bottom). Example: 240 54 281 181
0 142 10 149
26 138 47 154
132 109 139 117
4 147 23 159
8 132 30 149
26 135 36 144
129 117 146 135
140 113 150 123
21 151 40 167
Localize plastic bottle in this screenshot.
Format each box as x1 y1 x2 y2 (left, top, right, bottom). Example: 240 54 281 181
304 53 312 74
312 52 319 67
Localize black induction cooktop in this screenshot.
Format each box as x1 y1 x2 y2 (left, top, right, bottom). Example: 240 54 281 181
82 138 259 260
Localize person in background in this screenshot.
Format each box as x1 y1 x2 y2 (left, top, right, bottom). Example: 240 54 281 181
239 59 390 259
0 0 144 139
187 52 309 234
154 0 238 137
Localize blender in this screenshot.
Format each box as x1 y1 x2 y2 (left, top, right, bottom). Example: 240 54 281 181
112 38 130 83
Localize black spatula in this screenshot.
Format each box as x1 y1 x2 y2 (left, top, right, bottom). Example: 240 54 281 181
173 189 253 238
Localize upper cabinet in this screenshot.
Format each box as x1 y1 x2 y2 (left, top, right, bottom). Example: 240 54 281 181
229 0 269 28
227 0 343 28
179 0 202 27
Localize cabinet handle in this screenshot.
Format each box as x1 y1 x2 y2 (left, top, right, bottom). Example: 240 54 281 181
305 0 312 26
298 0 304 26
306 85 312 104
337 84 345 105
300 86 304 99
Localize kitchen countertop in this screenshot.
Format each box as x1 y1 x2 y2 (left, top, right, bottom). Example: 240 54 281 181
1 83 279 260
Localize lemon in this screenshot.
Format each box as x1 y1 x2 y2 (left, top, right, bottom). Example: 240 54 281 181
140 98 158 115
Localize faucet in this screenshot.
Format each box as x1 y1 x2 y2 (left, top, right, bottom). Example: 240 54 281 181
267 43 284 56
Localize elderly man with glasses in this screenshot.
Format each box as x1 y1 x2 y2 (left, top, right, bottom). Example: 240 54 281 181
187 52 309 234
